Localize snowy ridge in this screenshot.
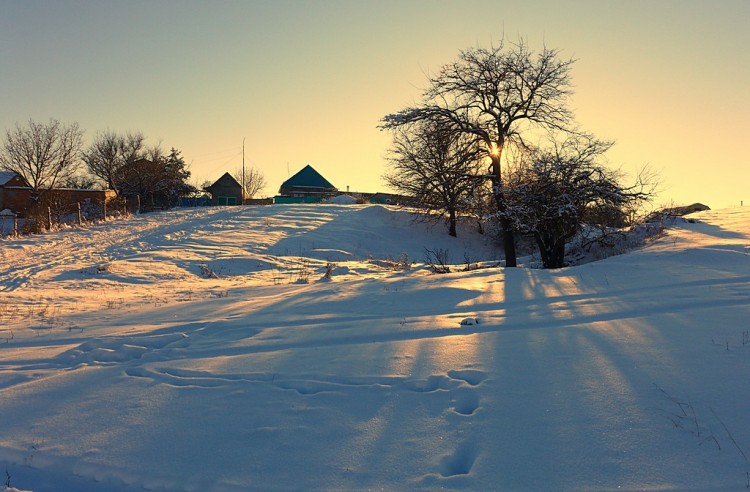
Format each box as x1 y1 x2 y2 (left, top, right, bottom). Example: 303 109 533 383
1 204 749 491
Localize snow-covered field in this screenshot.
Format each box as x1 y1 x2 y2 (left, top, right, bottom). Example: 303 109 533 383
1 203 748 491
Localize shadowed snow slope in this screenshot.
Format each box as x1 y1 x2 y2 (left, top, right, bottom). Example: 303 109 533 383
0 204 749 491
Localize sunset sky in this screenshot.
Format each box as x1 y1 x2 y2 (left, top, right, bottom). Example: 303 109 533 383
1 0 748 208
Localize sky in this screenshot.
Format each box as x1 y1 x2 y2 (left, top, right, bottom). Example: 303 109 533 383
1 0 748 208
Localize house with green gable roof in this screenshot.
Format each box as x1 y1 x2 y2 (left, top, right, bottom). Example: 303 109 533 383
274 165 338 203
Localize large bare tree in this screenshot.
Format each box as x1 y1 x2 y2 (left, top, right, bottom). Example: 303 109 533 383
381 39 576 266
0 118 84 199
385 118 484 237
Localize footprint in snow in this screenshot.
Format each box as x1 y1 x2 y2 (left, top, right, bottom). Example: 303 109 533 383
446 369 486 386
439 441 477 477
450 387 480 416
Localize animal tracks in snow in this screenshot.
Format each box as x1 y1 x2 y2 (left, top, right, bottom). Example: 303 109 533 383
125 366 485 399
125 365 487 478
59 332 189 367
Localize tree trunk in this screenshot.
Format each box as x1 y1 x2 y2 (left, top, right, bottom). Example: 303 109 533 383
501 221 517 267
536 233 566 269
551 247 565 268
489 153 517 267
448 209 457 237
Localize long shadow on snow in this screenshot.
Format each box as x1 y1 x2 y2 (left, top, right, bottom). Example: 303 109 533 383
671 219 747 240
270 204 494 263
181 282 749 362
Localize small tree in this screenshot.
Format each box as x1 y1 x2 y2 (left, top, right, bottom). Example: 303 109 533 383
116 146 194 210
503 134 651 268
233 166 267 199
464 178 495 235
162 148 196 207
384 118 484 237
0 118 84 200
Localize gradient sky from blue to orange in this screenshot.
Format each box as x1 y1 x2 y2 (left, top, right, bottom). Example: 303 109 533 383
1 1 748 208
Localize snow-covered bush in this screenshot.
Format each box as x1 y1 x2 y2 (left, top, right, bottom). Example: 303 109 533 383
565 217 669 265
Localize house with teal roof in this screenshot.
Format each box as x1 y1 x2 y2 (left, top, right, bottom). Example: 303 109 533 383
274 165 338 203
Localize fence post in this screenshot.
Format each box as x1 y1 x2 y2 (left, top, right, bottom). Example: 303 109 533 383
124 197 128 215
103 199 107 220
136 195 141 214
47 207 52 231
77 202 82 225
13 213 18 236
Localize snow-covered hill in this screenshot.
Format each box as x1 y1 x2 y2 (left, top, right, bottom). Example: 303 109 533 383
1 204 748 491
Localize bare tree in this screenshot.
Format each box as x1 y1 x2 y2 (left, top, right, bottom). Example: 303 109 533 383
121 132 147 166
117 144 160 210
60 172 97 190
82 130 145 195
0 118 84 200
82 130 121 191
381 39 576 266
384 118 484 237
233 166 267 199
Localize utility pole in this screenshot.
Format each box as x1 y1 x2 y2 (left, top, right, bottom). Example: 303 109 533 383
242 137 246 202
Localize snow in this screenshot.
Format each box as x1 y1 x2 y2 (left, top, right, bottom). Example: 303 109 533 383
325 194 358 204
1 203 749 491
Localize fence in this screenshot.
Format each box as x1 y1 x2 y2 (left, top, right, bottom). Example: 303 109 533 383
2 197 130 236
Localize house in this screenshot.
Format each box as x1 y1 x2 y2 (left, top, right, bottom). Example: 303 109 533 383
275 165 337 204
0 171 32 214
0 171 114 217
205 172 244 205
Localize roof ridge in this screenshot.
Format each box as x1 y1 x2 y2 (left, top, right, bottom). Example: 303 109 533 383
279 165 336 192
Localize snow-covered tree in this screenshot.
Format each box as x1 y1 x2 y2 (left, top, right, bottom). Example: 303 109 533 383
503 135 649 268
381 39 577 266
